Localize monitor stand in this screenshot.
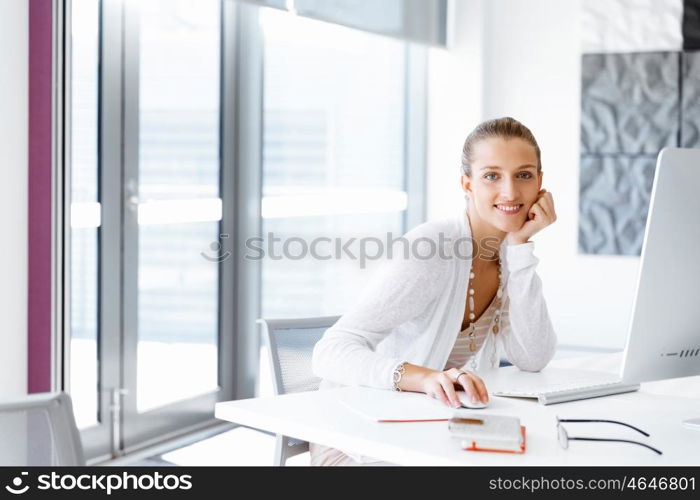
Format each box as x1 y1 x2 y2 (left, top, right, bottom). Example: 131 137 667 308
682 418 700 430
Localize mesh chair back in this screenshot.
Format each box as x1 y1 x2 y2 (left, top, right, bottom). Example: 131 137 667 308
259 316 340 396
0 392 85 466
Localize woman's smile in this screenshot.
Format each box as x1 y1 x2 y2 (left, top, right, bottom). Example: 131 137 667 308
494 203 524 215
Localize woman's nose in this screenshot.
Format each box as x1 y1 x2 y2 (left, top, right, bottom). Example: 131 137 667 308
500 178 519 200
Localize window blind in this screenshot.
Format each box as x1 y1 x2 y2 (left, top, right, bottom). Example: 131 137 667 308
235 0 448 47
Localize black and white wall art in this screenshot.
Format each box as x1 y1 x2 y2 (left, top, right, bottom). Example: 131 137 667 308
579 0 700 255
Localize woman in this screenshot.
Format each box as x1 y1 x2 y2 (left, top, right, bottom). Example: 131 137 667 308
309 117 558 466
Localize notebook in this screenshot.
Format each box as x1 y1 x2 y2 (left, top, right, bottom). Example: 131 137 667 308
449 412 525 453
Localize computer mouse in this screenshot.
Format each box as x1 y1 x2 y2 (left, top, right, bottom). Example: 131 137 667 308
456 390 489 409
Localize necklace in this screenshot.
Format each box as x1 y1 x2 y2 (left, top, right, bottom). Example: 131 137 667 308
465 253 503 369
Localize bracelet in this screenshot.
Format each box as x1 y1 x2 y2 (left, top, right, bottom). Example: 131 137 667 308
392 362 406 392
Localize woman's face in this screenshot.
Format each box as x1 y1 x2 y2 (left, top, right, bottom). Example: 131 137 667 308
461 137 543 234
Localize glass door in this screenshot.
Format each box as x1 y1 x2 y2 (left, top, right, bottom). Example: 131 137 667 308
120 0 226 451
66 0 236 461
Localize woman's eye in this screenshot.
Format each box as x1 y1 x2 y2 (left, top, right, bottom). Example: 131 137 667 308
483 172 533 181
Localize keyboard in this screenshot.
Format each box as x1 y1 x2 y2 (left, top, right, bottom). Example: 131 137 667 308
484 367 641 405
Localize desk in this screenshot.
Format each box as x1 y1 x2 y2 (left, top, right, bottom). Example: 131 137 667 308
215 353 700 466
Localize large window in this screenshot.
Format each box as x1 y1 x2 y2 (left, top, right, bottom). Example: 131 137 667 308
260 8 414 319
134 0 221 413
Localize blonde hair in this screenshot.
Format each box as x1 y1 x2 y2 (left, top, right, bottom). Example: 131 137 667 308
460 117 542 177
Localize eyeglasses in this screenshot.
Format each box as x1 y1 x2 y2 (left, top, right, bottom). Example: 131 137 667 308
556 416 662 455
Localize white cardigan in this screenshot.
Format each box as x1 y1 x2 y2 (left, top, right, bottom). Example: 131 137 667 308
312 207 558 392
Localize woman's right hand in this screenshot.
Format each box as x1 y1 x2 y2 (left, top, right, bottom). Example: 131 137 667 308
397 363 489 408
420 367 489 408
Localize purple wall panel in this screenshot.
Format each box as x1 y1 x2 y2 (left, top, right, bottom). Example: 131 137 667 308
28 0 53 393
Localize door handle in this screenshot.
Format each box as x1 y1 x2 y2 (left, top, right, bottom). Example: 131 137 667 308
110 387 129 458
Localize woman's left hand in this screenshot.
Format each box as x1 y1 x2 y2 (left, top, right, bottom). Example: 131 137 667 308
506 189 557 245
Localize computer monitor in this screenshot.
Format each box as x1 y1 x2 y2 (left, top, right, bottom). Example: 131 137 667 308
619 148 700 428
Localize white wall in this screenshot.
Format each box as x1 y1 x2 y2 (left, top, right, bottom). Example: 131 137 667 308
428 0 640 349
0 0 28 397
426 0 484 219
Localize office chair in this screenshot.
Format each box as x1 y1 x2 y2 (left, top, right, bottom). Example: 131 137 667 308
0 391 85 466
258 315 340 466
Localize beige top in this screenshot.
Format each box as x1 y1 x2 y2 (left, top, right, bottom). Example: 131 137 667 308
444 292 502 370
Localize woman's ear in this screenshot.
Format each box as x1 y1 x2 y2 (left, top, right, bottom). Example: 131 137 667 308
537 171 544 190
460 174 471 194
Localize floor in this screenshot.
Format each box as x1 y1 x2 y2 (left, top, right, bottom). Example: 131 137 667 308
127 427 310 466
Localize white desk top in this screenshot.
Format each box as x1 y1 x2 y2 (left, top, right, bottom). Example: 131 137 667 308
215 353 700 466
